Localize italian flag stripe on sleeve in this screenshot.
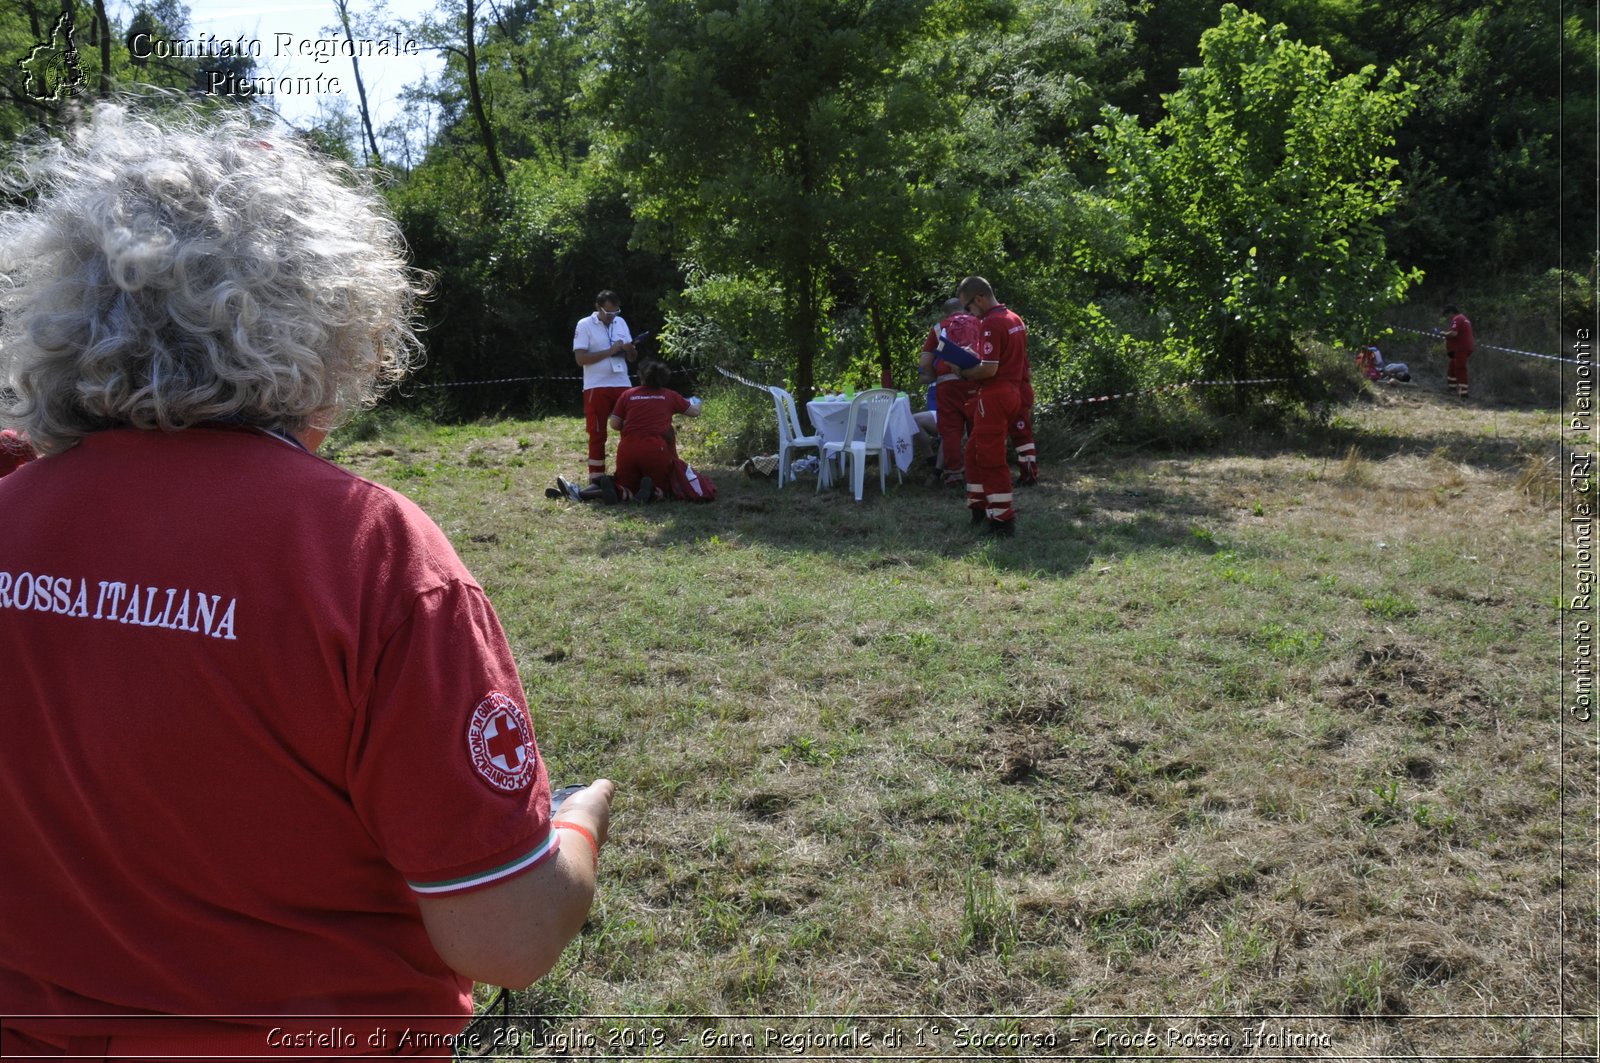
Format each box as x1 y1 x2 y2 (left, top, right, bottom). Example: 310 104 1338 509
406 830 558 895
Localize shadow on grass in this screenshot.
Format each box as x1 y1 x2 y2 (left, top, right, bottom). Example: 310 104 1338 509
584 468 1228 580
529 381 1553 574
1296 408 1553 472
1040 382 1554 484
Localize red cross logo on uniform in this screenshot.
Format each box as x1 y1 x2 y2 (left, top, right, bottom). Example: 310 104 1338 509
484 712 526 772
467 691 537 792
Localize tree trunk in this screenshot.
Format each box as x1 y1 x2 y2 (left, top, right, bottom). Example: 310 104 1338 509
334 0 382 166
867 293 893 389
1217 319 1251 409
790 133 823 404
463 0 505 184
795 270 817 406
93 0 111 97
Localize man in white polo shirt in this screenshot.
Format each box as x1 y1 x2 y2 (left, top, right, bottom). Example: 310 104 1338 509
573 290 636 483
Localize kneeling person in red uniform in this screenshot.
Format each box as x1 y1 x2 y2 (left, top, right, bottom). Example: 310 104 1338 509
609 360 701 503
957 276 1029 536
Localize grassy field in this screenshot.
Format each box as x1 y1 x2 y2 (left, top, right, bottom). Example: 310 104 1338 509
328 351 1591 1059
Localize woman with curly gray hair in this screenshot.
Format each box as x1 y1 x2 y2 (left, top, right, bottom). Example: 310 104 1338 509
0 103 614 1058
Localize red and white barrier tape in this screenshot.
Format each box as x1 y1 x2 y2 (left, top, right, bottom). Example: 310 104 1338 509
405 366 700 390
1391 325 1586 366
400 323 1587 395
713 364 774 392
715 364 1294 416
406 373 584 389
1036 376 1292 416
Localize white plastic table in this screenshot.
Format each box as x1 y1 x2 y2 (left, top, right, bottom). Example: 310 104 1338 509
804 393 919 475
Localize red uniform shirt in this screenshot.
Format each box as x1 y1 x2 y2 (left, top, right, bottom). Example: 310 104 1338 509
1447 313 1474 355
612 386 690 437
977 304 1029 386
923 312 981 376
0 425 555 1040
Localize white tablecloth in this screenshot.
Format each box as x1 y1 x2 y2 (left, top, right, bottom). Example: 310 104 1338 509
805 394 918 473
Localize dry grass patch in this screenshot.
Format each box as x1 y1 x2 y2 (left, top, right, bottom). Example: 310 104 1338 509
329 389 1586 1059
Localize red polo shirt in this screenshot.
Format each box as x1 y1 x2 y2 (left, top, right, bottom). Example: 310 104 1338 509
613 386 690 437
977 304 1029 386
0 425 556 1045
1447 314 1474 355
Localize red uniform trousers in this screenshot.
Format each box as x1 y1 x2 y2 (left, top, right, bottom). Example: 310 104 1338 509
964 382 1022 524
1446 350 1471 397
583 386 628 480
1009 379 1037 481
615 433 673 500
934 375 974 483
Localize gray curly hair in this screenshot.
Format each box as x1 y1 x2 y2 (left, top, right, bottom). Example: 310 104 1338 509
0 102 427 455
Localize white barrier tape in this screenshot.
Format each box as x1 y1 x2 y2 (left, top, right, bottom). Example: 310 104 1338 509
1036 375 1292 416
405 367 700 391
1391 325 1585 365
713 364 775 392
406 374 584 389
712 363 1292 418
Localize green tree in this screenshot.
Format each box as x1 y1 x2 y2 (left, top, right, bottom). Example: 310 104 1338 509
381 0 680 417
1381 1 1593 283
121 2 256 99
0 2 260 144
596 0 966 401
475 0 603 168
1097 4 1419 391
1109 1 1590 286
934 0 1140 399
395 1 608 176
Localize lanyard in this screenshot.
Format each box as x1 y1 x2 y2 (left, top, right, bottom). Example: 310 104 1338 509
260 426 309 452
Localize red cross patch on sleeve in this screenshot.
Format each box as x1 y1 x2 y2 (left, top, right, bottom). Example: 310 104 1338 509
466 691 538 793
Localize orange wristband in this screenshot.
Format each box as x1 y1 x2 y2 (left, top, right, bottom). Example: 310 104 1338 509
553 821 599 870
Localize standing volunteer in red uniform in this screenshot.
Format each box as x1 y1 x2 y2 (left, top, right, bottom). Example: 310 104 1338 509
0 102 614 1059
1443 305 1474 399
919 299 981 487
956 276 1029 537
608 359 702 502
573 290 637 482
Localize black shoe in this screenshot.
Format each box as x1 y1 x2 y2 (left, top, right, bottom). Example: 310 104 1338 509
595 475 619 505
1017 471 1039 486
970 506 986 525
555 475 583 502
985 518 1016 537
636 476 653 505
545 487 563 500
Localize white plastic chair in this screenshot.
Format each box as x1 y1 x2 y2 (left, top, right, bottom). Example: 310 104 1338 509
819 388 901 501
769 386 822 488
